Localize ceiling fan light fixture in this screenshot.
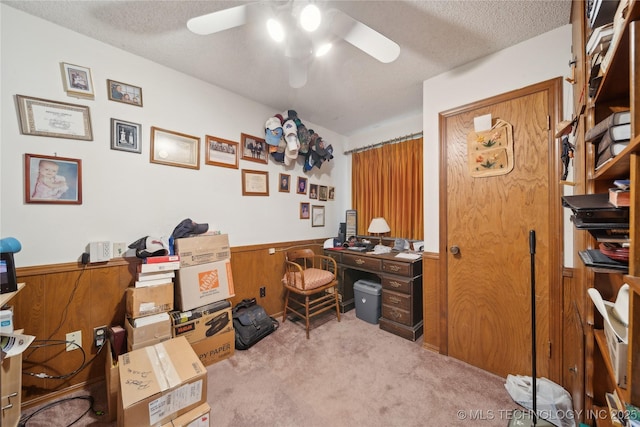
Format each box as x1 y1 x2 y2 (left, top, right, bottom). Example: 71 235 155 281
315 42 332 57
299 4 321 32
267 18 285 42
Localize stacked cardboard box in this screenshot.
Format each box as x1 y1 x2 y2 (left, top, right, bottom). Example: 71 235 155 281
174 234 235 311
125 256 179 351
170 300 235 367
117 336 208 427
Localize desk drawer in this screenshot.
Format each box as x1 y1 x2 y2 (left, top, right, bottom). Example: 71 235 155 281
325 251 342 263
381 289 411 311
382 304 411 326
342 253 382 271
382 260 413 276
382 276 411 294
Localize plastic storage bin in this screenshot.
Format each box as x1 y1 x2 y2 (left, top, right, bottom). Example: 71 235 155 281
353 280 382 324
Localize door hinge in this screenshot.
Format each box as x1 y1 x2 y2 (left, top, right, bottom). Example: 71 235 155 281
548 341 552 358
547 115 551 131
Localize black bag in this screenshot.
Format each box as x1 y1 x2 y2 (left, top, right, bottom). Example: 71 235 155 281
232 298 279 350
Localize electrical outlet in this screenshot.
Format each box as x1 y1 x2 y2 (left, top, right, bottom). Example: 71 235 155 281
93 325 108 348
260 286 266 297
66 330 82 352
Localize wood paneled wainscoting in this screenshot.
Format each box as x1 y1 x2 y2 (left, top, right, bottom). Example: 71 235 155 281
10 238 325 409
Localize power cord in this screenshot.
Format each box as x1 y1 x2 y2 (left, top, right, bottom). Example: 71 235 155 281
23 338 105 380
18 394 102 427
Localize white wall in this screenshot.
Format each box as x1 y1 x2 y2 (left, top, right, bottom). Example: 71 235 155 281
0 5 349 267
422 24 574 266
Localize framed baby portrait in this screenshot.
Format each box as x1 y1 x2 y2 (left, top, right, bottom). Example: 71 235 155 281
25 153 82 204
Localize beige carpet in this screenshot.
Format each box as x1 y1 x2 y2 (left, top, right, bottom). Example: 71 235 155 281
19 311 517 426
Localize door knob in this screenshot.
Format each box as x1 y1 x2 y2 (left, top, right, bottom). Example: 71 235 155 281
450 245 460 255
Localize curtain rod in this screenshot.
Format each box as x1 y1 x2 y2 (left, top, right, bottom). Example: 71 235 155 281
344 131 423 155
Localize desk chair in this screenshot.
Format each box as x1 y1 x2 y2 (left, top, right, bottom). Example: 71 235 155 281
282 248 340 338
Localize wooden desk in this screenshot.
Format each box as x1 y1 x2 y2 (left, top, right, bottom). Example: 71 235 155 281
324 249 423 341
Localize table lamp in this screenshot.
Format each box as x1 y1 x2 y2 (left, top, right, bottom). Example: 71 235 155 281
368 217 390 245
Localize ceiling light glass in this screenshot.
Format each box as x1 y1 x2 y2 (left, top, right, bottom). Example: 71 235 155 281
300 4 321 32
315 42 332 57
267 18 285 42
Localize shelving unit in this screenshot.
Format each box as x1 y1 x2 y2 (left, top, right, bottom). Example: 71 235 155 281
573 1 640 425
1 282 26 427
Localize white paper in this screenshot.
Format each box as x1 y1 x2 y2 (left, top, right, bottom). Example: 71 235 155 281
1 332 35 358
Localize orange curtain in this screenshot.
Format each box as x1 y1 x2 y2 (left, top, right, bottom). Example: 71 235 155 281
351 137 423 240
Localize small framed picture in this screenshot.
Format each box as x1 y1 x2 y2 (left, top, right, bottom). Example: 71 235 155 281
111 118 141 153
242 169 269 196
300 202 310 219
240 133 268 164
25 153 82 204
318 185 328 201
150 126 200 169
297 176 307 195
205 135 239 169
60 62 94 99
279 173 291 192
16 95 93 141
309 183 318 199
311 205 325 227
107 79 143 106
328 186 335 200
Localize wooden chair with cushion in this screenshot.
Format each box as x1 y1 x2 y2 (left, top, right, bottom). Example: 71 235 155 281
282 248 341 338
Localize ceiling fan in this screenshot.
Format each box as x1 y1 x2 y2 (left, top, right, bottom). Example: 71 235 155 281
187 1 400 88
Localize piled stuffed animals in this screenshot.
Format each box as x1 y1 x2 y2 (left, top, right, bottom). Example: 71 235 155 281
265 110 333 171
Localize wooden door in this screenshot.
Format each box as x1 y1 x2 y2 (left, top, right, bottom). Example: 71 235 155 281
439 78 563 379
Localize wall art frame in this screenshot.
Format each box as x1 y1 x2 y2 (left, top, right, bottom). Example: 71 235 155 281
240 133 268 164
60 62 94 99
311 205 325 227
25 153 82 204
309 183 318 199
16 95 93 141
111 118 142 153
279 173 291 192
300 202 310 219
297 176 307 194
242 169 269 196
150 126 200 169
107 79 143 106
318 185 328 201
205 135 239 169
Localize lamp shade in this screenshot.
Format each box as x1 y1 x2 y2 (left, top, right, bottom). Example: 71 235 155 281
368 217 390 234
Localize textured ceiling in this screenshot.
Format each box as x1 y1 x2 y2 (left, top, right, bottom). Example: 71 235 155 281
3 0 572 136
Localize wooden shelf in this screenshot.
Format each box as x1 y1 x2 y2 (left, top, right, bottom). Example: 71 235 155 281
0 282 25 307
593 405 614 427
594 330 629 403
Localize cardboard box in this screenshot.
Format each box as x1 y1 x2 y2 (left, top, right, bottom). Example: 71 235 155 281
174 234 230 268
604 319 628 388
117 336 208 427
105 340 119 422
126 282 174 318
190 328 235 367
161 403 211 427
175 259 235 311
125 313 172 351
171 307 232 344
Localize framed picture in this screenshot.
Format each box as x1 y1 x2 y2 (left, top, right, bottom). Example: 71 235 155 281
150 126 200 169
279 173 290 192
25 153 82 204
346 210 357 238
300 202 310 219
60 62 94 99
205 135 239 169
240 133 268 164
111 118 141 153
318 185 328 201
297 176 307 195
309 183 318 199
242 169 269 196
312 205 325 227
328 186 335 200
16 95 93 141
107 79 143 106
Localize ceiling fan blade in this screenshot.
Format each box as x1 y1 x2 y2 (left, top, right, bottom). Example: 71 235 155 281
329 10 400 63
289 58 308 89
187 5 249 35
